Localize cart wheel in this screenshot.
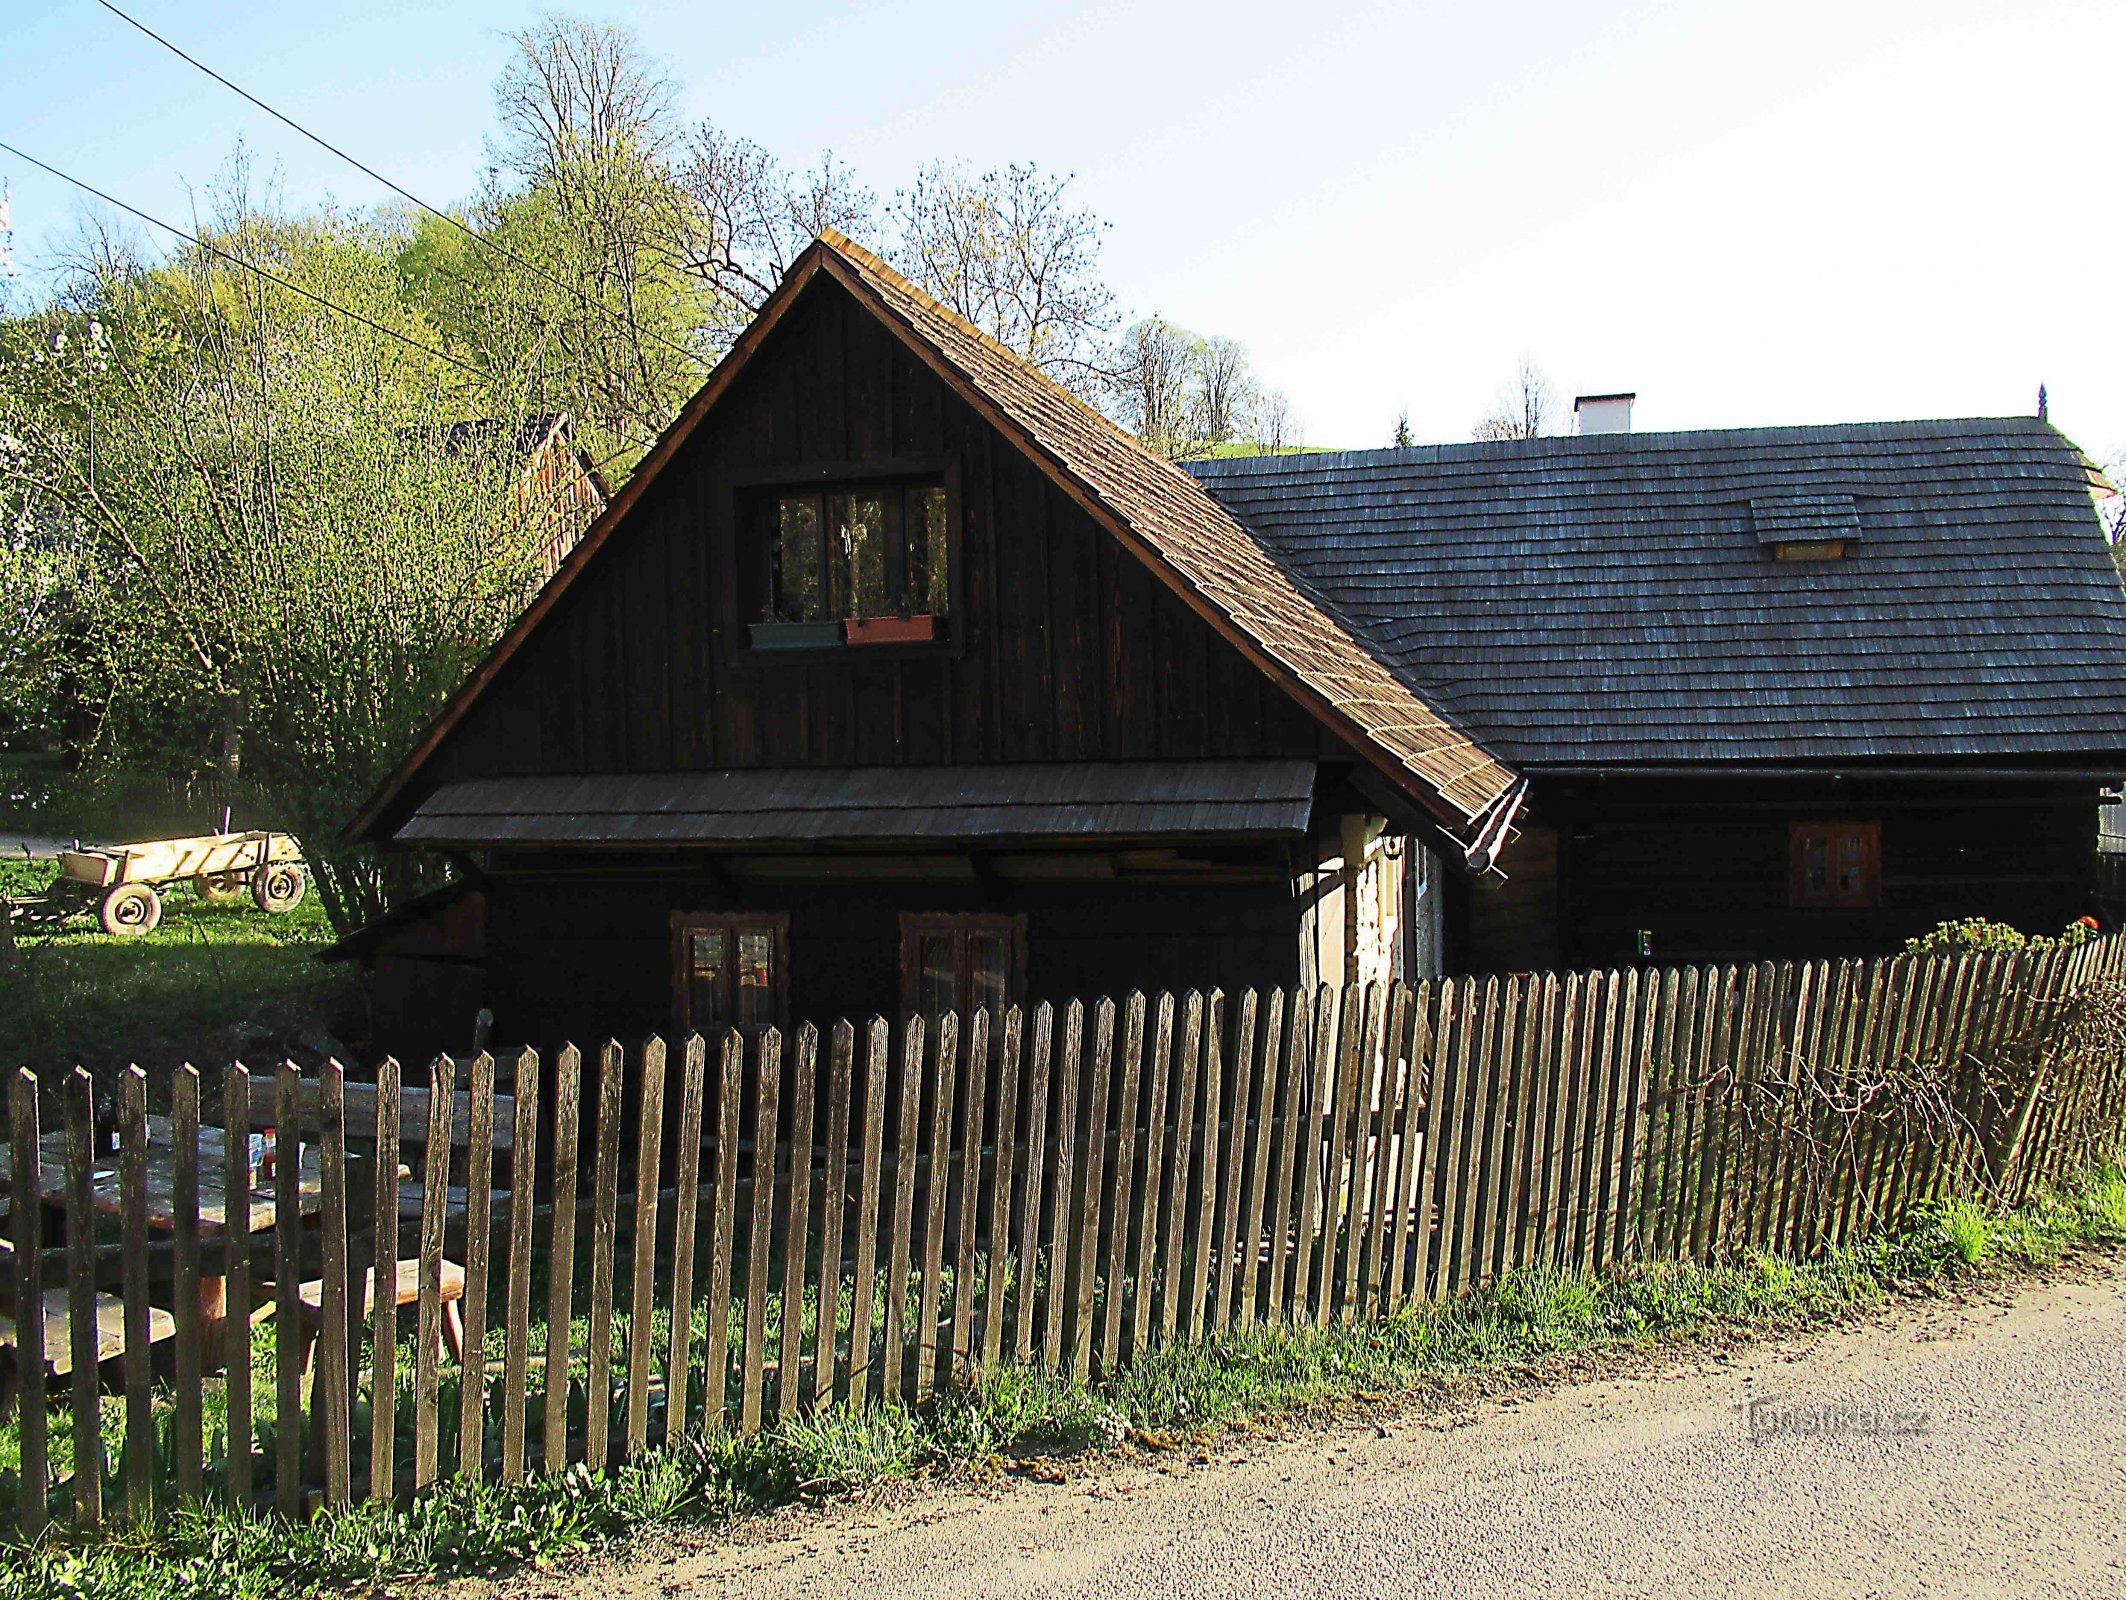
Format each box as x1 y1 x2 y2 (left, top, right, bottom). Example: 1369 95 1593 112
252 863 307 914
194 870 246 903
98 882 162 937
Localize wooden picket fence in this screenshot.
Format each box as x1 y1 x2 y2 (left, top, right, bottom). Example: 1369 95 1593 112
7 934 2126 1535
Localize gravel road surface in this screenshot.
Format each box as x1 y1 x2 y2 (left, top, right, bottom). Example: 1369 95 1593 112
501 1258 2126 1600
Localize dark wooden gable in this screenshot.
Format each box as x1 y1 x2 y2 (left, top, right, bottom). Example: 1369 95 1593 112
414 273 1333 798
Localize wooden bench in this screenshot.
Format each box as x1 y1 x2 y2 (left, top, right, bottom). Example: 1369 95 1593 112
0 1286 178 1408
294 1258 466 1376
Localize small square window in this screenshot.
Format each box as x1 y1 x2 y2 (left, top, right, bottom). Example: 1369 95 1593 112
1789 822 1880 908
899 913 1026 1021
759 479 952 636
672 911 789 1032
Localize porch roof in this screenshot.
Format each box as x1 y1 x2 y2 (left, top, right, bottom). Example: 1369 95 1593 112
394 760 1318 848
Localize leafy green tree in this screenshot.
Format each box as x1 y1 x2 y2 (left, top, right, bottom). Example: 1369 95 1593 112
0 171 555 933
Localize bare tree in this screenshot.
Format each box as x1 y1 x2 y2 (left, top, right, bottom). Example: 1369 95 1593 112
1472 356 1557 441
1194 335 1258 447
1259 390 1299 454
432 15 712 469
890 163 1116 397
493 13 679 181
1111 316 1200 458
678 122 876 316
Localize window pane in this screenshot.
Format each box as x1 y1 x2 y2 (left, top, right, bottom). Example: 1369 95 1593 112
917 933 957 1017
735 929 777 1027
829 492 888 619
688 929 730 1027
772 497 822 621
1802 836 1830 897
1836 833 1869 895
970 933 1009 1019
908 485 950 615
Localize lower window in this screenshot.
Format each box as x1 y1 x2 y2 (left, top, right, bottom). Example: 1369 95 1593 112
1788 822 1881 908
899 913 1026 1021
671 911 789 1033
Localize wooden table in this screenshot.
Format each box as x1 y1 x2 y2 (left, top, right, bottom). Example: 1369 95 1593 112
0 1114 324 1235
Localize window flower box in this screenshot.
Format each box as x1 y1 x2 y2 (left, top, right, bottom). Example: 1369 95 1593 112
748 620 842 651
845 613 942 645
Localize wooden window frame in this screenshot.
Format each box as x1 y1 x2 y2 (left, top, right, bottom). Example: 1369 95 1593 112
898 912 1028 1020
723 456 963 665
670 910 791 1034
1788 821 1881 909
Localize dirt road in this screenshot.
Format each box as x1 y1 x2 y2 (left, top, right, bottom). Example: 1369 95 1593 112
515 1259 2126 1600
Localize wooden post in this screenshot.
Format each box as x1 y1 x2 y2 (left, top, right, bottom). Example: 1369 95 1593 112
703 1033 744 1427
64 1068 100 1529
1157 994 1204 1341
1188 991 1228 1340
1291 988 1337 1321
663 1037 706 1438
951 1008 989 1379
413 1055 457 1491
1128 994 1174 1355
846 1019 890 1406
1097 995 1145 1375
500 1049 541 1480
1068 999 1114 1376
980 1008 1024 1374
1040 1003 1083 1367
10 1071 46 1536
881 1018 924 1402
917 1013 959 1397
627 1038 668 1454
225 1064 255 1510
1264 989 1311 1320
740 1029 783 1433
582 1044 623 1469
1235 991 1285 1330
1359 986 1411 1313
540 1046 581 1473
457 1051 496 1481
1213 989 1264 1336
777 1025 817 1423
316 1062 352 1507
1010 1005 1053 1364
1384 986 1431 1309
813 1024 853 1408
119 1067 153 1525
273 1062 305 1515
1318 987 1363 1317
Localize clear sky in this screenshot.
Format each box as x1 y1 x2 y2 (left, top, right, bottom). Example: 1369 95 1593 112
4 0 2121 462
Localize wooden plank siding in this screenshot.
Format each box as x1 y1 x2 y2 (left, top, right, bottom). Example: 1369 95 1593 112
411 276 1334 797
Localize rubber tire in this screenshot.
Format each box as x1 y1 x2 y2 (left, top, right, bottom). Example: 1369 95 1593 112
194 870 246 903
252 863 307 914
98 882 163 938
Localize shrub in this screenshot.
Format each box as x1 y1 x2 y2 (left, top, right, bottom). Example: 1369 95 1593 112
1903 915 2098 956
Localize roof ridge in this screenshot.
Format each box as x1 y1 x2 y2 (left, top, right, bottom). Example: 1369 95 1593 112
1187 414 2081 476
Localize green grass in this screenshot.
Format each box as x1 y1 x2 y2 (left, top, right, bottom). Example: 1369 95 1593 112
1 856 354 1084
10 1160 2126 1600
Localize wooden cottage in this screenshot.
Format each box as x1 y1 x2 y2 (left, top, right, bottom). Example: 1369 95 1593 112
340 231 2126 1058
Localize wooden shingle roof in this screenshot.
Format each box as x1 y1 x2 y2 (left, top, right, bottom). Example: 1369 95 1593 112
394 761 1319 847
1189 418 2126 769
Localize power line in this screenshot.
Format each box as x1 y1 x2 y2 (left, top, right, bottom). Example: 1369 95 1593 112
90 0 707 371
0 137 491 380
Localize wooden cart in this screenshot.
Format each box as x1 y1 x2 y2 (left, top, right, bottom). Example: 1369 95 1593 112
5 830 307 936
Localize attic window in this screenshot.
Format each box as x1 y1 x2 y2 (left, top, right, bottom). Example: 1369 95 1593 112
749 478 952 649
1752 493 1861 561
